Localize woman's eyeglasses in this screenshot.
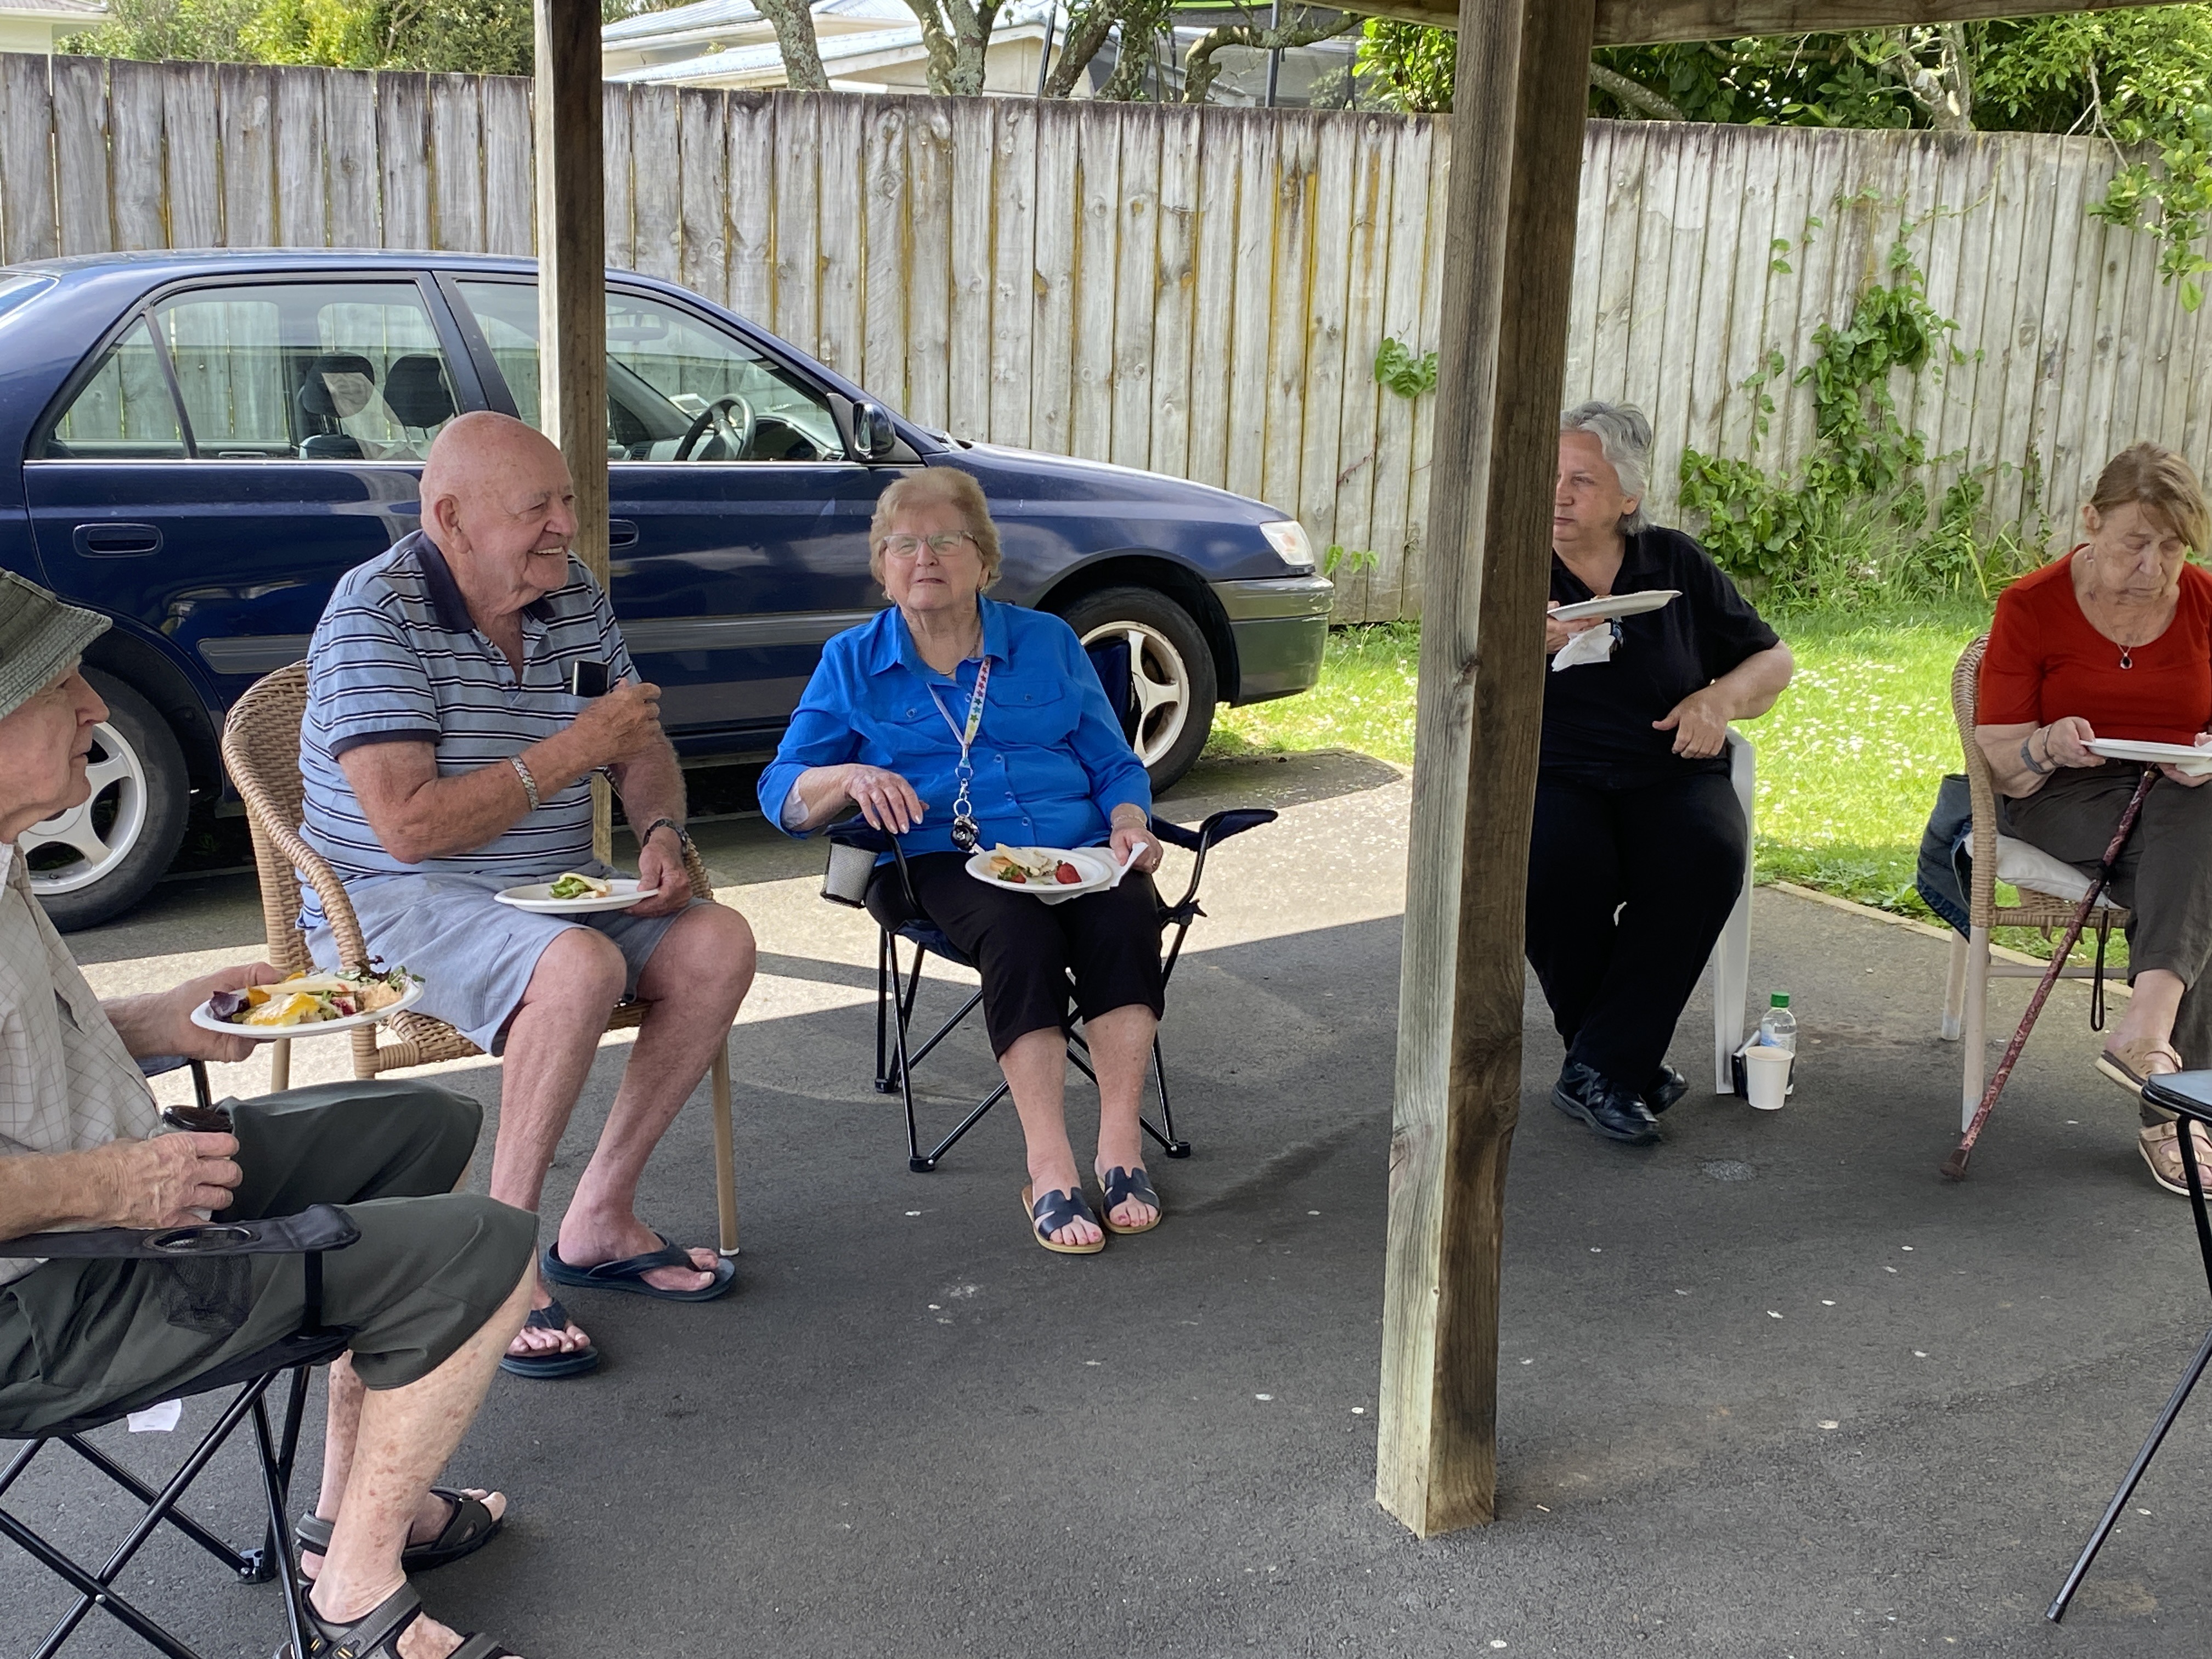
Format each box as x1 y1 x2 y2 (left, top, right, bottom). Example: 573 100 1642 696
881 531 978 559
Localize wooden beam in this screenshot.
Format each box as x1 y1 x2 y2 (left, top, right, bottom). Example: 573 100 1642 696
1596 0 2188 43
1375 0 1594 1538
1353 0 2183 40
534 0 613 858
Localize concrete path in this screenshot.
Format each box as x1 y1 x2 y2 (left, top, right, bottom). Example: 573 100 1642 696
7 748 2210 1657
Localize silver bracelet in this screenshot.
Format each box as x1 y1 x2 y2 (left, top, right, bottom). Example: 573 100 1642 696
508 754 541 811
2019 731 2054 777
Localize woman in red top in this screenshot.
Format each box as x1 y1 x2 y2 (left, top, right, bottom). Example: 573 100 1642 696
1977 443 2212 1193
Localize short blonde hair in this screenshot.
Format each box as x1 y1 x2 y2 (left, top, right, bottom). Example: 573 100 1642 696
2091 442 2210 554
869 469 1003 590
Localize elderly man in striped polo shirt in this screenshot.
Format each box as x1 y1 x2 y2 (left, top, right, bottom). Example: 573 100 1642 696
301 412 757 1380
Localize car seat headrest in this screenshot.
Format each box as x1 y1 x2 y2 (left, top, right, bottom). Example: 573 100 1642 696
383 356 455 430
297 353 376 418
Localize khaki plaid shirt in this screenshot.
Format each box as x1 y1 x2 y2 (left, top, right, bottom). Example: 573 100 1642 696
0 847 159 1287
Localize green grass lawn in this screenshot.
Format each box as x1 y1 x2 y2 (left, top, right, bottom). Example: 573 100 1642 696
1211 605 2110 961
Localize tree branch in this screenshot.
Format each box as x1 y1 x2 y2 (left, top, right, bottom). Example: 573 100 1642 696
1588 62 1685 120
1044 0 1121 98
1882 23 1973 133
759 0 830 91
1180 8 1353 105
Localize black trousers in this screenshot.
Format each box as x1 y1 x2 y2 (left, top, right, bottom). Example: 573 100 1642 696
871 853 1165 1056
1525 771 1747 1088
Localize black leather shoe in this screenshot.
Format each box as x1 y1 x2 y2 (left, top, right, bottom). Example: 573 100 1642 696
1645 1064 1691 1115
1553 1061 1662 1146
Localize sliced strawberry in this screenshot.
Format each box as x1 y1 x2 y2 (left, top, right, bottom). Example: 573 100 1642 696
1056 862 1081 884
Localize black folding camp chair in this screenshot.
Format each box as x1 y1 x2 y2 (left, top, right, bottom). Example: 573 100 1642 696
0 1064 349 1659
824 805 1274 1171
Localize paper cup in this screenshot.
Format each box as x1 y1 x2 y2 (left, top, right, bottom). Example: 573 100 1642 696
1742 1045 1792 1111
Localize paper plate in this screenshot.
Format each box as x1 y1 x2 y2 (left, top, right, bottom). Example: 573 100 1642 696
1549 589 1681 624
966 845 1121 906
494 878 659 914
190 977 424 1041
2085 738 2212 777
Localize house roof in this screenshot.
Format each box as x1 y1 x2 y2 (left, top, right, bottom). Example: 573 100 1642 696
607 0 1053 86
0 0 106 16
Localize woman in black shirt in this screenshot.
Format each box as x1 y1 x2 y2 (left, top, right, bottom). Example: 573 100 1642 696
1536 403 1795 1145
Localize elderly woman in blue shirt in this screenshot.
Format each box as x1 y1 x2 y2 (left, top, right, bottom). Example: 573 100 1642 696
759 470 1167 1255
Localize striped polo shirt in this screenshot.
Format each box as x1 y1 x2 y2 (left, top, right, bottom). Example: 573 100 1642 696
297 530 635 929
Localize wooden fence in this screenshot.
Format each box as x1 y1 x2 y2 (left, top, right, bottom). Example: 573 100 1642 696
0 53 2199 620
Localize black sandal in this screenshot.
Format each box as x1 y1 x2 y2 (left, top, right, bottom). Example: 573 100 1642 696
496 1297 599 1380
1095 1166 1162 1235
278 1581 516 1658
1021 1184 1105 1255
295 1487 504 1575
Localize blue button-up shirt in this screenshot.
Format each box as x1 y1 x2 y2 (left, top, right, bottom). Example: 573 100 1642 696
758 598 1151 856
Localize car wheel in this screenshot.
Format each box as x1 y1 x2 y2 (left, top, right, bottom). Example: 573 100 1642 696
1059 585 1219 791
24 669 190 933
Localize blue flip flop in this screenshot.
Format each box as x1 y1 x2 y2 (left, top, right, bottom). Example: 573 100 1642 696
541 1233 736 1301
497 1297 600 1379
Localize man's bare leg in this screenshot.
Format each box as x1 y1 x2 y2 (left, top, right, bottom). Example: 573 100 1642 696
302 1357 505 1579
1084 1003 1160 1230
311 1266 532 1659
555 905 756 1293
489 928 626 1362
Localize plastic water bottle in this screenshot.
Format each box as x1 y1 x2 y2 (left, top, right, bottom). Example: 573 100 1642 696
1757 993 1797 1053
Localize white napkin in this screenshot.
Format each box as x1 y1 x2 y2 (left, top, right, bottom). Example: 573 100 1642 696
128 1400 183 1433
1551 625 1617 672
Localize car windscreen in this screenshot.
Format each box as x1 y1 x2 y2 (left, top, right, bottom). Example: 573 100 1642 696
0 272 56 324
454 279 846 464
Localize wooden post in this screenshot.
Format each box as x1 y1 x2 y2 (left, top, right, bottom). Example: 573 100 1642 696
1375 0 1597 1539
534 0 613 859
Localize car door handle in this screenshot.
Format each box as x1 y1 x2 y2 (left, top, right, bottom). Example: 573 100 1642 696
74 522 163 558
608 520 640 550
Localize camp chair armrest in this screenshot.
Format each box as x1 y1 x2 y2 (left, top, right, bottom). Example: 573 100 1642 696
0 1204 362 1261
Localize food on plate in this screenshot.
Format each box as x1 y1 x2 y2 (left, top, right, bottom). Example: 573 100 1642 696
547 872 614 900
206 965 418 1028
985 847 1085 887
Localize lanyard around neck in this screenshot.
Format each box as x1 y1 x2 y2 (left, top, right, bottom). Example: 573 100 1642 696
927 656 991 763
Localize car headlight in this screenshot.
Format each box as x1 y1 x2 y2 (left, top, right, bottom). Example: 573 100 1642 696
1259 520 1316 571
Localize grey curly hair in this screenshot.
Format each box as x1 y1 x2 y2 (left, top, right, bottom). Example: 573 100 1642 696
1561 401 1654 536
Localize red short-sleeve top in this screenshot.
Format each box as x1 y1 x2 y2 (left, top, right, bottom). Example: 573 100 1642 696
1980 554 2212 745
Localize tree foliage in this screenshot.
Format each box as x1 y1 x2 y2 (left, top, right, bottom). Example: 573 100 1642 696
1354 8 2212 308
63 0 682 75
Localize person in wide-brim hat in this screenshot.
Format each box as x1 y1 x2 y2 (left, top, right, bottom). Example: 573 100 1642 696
0 568 543 1659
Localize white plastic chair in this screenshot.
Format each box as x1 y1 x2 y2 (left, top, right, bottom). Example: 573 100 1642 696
1708 730 1756 1092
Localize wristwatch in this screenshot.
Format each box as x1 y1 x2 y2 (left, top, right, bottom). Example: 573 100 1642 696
641 816 691 854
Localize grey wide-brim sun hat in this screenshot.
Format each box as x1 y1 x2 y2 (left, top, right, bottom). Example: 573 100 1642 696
0 569 109 722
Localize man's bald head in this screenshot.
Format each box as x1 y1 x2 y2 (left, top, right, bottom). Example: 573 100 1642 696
419 412 582 623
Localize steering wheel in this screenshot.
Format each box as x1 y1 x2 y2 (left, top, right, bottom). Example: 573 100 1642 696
674 394 757 462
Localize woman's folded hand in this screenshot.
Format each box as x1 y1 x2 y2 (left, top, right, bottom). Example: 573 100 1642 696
2043 716 2100 769
2162 730 2212 789
1545 603 1599 656
1653 686 1732 759
842 764 927 834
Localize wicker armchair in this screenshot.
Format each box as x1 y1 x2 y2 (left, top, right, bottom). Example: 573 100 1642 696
219 663 738 1255
1940 634 2130 1131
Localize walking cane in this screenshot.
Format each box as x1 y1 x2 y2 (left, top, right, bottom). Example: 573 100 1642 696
1942 769 2158 1182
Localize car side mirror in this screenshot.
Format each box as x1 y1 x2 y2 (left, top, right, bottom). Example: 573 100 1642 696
851 401 898 461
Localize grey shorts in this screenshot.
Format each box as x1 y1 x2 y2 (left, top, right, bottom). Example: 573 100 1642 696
0 1080 534 1440
308 865 697 1055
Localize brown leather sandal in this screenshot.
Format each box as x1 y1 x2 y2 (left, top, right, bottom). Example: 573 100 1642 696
2100 1035 2186 1100
2139 1121 2212 1196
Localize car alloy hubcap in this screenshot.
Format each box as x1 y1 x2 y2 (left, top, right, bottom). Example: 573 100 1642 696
23 721 150 896
1079 620 1189 769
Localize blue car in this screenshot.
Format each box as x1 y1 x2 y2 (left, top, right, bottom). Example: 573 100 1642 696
0 251 1331 928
